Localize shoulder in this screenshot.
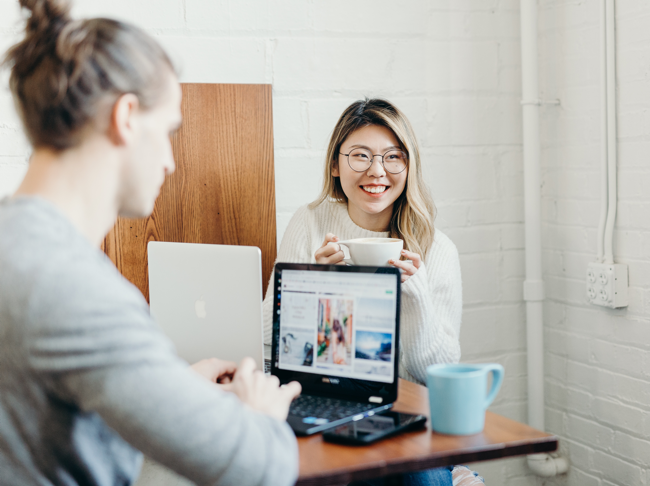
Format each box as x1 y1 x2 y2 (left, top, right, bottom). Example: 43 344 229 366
418 228 462 293
289 203 313 223
426 228 459 262
289 200 347 229
283 204 314 236
277 204 320 260
309 199 349 227
0 201 149 331
306 199 346 218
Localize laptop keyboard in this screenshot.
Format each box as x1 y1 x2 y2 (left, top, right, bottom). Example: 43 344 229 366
289 395 376 422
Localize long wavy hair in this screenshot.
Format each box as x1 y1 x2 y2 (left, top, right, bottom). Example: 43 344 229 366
310 98 436 260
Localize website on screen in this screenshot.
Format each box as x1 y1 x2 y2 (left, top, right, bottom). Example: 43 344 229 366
277 270 397 383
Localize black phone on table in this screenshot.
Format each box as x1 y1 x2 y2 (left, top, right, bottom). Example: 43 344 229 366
322 411 427 445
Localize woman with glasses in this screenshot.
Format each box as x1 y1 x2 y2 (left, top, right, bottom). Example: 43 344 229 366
262 99 480 485
263 98 462 384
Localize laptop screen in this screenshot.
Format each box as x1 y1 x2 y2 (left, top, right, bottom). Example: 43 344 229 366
273 264 399 386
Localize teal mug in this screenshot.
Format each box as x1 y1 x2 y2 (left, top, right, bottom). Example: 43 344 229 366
426 363 504 435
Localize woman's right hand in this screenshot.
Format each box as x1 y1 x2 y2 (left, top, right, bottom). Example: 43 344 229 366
315 233 345 264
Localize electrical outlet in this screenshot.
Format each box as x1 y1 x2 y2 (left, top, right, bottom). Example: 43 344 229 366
586 262 629 308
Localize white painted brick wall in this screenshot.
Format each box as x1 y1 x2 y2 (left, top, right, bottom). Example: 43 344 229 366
0 1 540 484
539 0 650 485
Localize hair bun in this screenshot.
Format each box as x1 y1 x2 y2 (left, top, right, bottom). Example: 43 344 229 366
20 0 71 36
4 0 174 150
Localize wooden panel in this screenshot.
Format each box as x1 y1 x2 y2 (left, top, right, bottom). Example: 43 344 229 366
102 84 276 301
297 379 558 485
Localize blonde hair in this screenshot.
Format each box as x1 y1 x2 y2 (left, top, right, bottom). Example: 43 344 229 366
310 98 436 259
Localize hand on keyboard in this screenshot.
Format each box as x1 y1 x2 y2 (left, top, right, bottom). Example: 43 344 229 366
230 357 302 421
190 358 237 385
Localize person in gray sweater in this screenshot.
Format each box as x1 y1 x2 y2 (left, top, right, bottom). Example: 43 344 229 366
0 1 301 485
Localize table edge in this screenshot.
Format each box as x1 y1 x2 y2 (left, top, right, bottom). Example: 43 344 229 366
296 435 559 486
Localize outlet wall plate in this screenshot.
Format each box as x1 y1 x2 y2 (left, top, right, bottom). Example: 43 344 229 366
586 262 629 309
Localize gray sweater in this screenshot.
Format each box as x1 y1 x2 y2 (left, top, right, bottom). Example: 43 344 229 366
0 197 298 486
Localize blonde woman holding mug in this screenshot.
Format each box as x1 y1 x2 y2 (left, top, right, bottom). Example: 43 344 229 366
263 99 482 485
263 98 462 386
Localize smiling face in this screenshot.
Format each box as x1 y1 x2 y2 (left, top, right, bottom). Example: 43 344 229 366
333 124 408 231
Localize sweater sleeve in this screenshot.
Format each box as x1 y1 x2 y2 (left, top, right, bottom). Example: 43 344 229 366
27 254 299 486
399 233 462 384
59 354 298 486
263 206 314 345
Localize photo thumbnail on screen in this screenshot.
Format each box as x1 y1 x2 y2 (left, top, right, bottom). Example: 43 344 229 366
278 292 317 367
355 331 392 362
280 328 314 367
317 297 354 367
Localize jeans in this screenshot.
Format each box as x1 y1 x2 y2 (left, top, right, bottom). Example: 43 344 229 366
348 466 454 486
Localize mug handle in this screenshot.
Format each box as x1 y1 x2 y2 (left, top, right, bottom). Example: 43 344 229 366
483 364 504 409
337 242 352 265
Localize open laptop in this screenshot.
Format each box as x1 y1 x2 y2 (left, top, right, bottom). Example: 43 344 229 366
148 242 265 370
271 262 401 436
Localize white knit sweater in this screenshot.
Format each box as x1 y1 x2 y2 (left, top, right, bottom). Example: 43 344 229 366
262 200 462 385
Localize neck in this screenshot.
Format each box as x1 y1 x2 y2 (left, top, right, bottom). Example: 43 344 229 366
14 139 122 247
346 203 393 232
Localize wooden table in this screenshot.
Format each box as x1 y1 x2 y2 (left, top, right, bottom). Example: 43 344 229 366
297 379 558 485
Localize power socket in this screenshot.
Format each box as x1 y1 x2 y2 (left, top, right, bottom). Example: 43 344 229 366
586 262 629 308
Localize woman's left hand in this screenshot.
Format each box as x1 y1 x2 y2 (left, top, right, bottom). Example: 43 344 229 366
389 249 422 283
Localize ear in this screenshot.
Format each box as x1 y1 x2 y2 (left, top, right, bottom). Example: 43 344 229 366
331 160 340 177
108 93 140 146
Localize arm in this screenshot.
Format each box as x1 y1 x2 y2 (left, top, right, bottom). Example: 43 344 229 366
263 206 314 345
29 269 299 486
398 234 463 384
61 355 298 486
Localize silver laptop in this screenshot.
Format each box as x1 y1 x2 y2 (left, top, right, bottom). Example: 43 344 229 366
148 242 265 370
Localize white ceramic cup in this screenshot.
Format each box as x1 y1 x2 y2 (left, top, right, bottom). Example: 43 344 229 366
337 238 403 266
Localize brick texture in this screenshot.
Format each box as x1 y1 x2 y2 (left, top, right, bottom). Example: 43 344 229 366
3 0 648 485
539 0 650 485
0 0 527 483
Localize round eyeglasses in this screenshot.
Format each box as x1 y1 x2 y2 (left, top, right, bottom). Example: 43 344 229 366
339 148 408 174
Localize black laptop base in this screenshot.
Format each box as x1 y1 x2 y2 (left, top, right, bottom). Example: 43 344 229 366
288 395 393 436
271 263 402 436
